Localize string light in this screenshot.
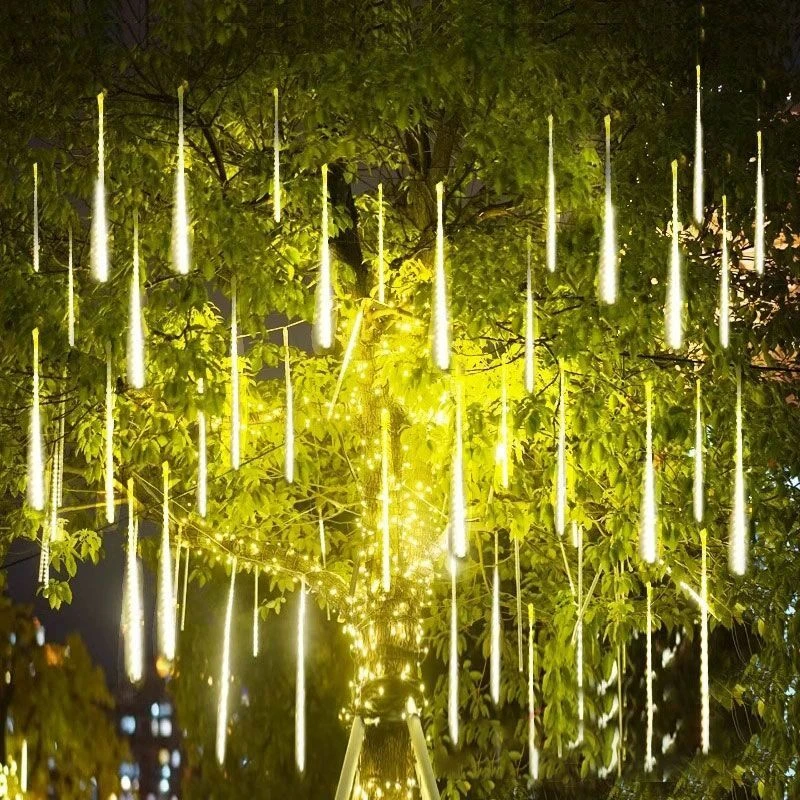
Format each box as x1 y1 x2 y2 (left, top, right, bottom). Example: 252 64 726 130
171 84 190 275
253 568 260 658
547 114 557 272
555 364 567 537
318 512 327 569
599 114 617 304
296 578 307 773
729 369 748 574
230 277 240 470
694 379 704 524
105 344 115 524
284 327 294 483
490 535 501 705
20 738 27 792
645 582 654 772
91 91 108 282
575 523 584 745
380 407 391 593
449 382 467 559
327 305 364 419
640 381 657 563
448 557 459 745
273 87 281 223
665 159 683 350
377 182 385 303
172 528 182 637
525 235 536 394
157 462 176 665
197 378 207 517
27 328 44 511
496 361 509 489
528 603 538 780
754 130 764 275
125 479 143 684
432 181 450 370
127 210 145 389
216 559 237 765
693 65 704 224
700 530 709 753
313 164 334 352
33 163 39 272
67 225 75 348
719 195 730 348
181 545 189 632
514 536 523 671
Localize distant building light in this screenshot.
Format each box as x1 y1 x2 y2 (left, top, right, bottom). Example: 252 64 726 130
170 750 181 768
150 703 159 718
35 627 45 646
120 776 131 792
159 718 172 738
159 702 173 717
158 779 169 793
161 765 170 779
158 749 170 766
120 715 136 735
150 719 159 737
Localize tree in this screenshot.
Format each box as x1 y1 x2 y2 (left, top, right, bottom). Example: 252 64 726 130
0 1 799 798
0 600 128 799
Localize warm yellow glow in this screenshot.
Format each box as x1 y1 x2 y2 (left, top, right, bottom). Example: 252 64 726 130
524 235 536 394
693 65 704 224
490 539 501 705
645 582 654 772
91 92 108 282
105 345 115 524
555 365 567 537
171 84 191 275
296 579 306 773
157 462 176 665
216 560 237 765
197 377 207 517
21 738 28 792
230 278 240 469
729 370 748 574
377 182 385 303
496 361 509 489
528 603 538 780
125 479 143 684
665 159 683 350
313 164 334 351
273 87 281 224
575 523 584 745
599 114 617 304
33 163 39 272
253 568 260 658
694 379 704 523
27 328 44 511
448 558 459 745
547 115 557 273
127 211 145 389
700 530 709 753
327 305 364 420
380 407 391 593
449 383 467 559
67 225 75 347
754 130 764 275
432 180 450 370
284 328 294 483
639 382 657 563
719 195 730 348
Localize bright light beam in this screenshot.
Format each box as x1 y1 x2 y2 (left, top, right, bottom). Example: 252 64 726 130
284 327 294 483
273 87 281 223
528 603 539 780
27 328 44 511
665 159 683 350
91 92 108 282
296 578 307 773
171 84 190 275
105 344 115 524
230 278 240 469
377 183 385 303
547 114 557 272
448 557 459 745
555 365 567 537
576 524 584 744
693 65 704 225
33 163 39 272
645 582 654 772
729 369 748 574
640 381 657 563
497 361 509 490
380 407 391 592
432 180 451 370
490 536 501 705
754 130 764 275
694 379 704 524
125 480 143 684
700 529 709 753
197 378 207 517
449 382 467 559
127 210 145 389
312 164 334 352
599 114 617 304
524 235 536 394
157 462 176 665
253 568 260 658
20 739 28 792
216 560 237 765
67 225 75 347
719 195 730 348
